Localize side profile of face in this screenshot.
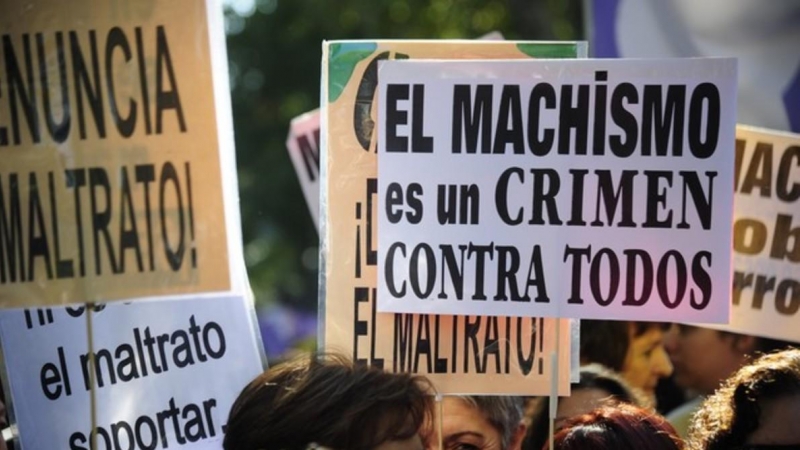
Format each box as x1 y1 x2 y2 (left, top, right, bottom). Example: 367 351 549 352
422 397 524 450
620 324 673 400
745 392 800 446
555 388 615 429
663 324 751 394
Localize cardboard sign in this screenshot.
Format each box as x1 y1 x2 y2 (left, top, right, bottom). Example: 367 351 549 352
286 110 322 230
590 0 800 133
0 0 243 307
375 58 736 324
0 294 264 449
320 40 584 395
706 125 799 342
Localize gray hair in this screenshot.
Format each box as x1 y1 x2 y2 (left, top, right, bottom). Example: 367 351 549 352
459 396 524 450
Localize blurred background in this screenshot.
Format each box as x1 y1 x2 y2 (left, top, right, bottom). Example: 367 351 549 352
222 0 584 360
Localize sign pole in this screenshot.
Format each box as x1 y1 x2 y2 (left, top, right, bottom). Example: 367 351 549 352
549 318 561 449
85 303 98 450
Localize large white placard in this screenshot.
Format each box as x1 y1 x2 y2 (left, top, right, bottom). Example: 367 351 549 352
0 295 264 449
376 58 736 323
707 125 799 342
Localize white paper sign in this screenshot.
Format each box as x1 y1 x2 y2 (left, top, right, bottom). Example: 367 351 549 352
286 110 322 230
707 125 800 342
0 295 264 449
376 58 736 323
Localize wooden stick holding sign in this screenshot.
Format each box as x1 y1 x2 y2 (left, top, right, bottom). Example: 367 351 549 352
84 303 98 450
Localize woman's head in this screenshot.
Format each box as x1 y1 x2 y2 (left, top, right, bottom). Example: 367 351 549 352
223 353 433 450
423 396 526 450
524 364 646 450
580 320 673 399
688 348 800 450
552 403 684 450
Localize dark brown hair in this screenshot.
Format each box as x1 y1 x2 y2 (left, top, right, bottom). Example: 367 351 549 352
552 403 684 450
523 364 647 450
223 353 433 450
580 320 669 371
688 348 800 450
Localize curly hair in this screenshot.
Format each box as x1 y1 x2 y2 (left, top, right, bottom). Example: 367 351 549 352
223 353 433 450
687 348 800 450
553 403 684 450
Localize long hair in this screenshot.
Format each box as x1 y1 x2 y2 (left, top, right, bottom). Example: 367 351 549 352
688 349 800 450
552 403 683 450
223 353 433 450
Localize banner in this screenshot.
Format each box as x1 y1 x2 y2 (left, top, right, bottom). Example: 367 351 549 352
708 125 799 342
286 110 321 230
0 295 264 449
376 58 736 324
0 0 243 307
590 0 800 133
320 40 585 395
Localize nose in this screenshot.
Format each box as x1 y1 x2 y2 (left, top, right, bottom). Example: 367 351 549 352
652 345 674 378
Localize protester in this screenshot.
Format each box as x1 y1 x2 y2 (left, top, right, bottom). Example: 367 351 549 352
688 348 800 450
664 324 795 436
523 364 647 450
550 403 684 450
422 396 527 450
223 353 433 450
580 320 673 404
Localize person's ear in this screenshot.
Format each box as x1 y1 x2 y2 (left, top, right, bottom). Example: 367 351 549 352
508 422 528 450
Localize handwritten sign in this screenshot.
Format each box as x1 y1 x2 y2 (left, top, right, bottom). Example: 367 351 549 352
320 40 585 395
0 0 243 307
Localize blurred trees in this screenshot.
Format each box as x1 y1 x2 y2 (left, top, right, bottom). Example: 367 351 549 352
224 0 584 311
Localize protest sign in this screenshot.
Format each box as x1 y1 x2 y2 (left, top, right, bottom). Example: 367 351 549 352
0 294 264 449
376 58 736 324
320 40 584 395
705 125 799 342
0 0 243 307
286 110 322 230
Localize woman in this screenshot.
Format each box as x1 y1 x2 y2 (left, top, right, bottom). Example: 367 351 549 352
223 353 433 450
580 320 673 404
552 403 684 450
523 364 647 450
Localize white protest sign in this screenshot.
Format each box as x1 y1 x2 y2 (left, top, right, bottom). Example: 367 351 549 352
376 58 736 323
706 125 799 342
0 294 264 449
286 110 322 230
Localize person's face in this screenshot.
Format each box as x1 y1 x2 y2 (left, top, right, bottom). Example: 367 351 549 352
745 393 800 446
620 324 673 400
422 397 524 450
555 388 614 429
663 324 749 394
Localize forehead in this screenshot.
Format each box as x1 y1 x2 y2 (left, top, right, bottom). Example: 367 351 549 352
429 397 499 435
631 326 664 344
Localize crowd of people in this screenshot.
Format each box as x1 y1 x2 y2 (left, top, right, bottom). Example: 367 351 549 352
222 323 798 450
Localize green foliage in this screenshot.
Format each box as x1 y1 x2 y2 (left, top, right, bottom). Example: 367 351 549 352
225 0 583 311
